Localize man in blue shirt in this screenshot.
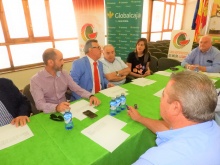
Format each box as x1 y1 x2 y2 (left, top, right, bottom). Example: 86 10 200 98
181 35 220 73
128 71 220 165
101 44 130 85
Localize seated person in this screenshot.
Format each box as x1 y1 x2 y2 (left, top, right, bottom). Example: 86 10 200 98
128 71 220 164
100 44 130 85
181 35 220 72
30 48 100 113
70 39 114 100
126 38 151 78
0 78 31 127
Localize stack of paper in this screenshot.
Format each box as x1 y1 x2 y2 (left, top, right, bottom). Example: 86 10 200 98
99 86 128 98
0 124 33 150
202 72 220 79
81 115 129 152
130 78 156 87
154 88 164 98
68 100 98 120
155 71 172 77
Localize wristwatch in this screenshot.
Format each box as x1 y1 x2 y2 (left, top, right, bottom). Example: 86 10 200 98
116 71 120 77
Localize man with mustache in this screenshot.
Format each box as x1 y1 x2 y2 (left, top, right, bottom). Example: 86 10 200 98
30 48 100 113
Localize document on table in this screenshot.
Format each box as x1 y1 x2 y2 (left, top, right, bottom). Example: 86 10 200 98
202 72 220 78
81 115 129 152
155 71 172 77
130 78 156 87
154 88 164 98
99 86 128 98
0 124 33 150
69 100 98 121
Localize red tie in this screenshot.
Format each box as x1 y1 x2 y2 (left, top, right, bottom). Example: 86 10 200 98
93 61 100 93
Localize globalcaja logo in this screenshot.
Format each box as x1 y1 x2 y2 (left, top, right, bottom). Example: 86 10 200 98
107 11 114 18
173 32 190 49
81 23 97 41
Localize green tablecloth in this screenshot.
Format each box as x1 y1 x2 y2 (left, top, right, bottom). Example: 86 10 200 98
0 68 184 165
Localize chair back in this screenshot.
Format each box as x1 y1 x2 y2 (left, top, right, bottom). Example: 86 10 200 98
151 52 167 59
149 55 158 73
158 57 181 71
23 84 41 115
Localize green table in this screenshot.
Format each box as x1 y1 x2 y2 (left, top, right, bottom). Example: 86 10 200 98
0 69 180 165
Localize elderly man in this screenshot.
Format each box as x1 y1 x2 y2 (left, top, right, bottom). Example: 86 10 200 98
30 48 100 113
128 71 220 165
70 39 114 100
181 35 220 72
100 44 130 85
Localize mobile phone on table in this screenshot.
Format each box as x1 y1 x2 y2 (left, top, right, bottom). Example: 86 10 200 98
83 110 98 119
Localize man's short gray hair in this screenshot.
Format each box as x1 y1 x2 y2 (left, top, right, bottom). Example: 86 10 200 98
168 71 217 122
83 39 98 54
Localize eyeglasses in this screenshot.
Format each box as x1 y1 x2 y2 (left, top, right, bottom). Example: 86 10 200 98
92 46 101 49
50 114 64 122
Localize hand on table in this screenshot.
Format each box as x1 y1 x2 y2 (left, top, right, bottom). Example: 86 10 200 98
89 96 101 106
56 102 70 112
11 116 30 127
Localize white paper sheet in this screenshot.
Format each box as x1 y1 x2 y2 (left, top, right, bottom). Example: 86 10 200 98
202 72 220 78
154 88 164 98
130 78 156 87
0 124 33 150
155 71 172 77
99 86 128 98
81 115 129 152
68 100 98 120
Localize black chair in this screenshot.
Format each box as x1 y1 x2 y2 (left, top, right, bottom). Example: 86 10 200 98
148 48 161 56
158 57 181 71
151 52 167 59
23 84 42 115
157 46 168 53
213 43 220 50
163 48 169 54
149 55 158 73
192 42 199 49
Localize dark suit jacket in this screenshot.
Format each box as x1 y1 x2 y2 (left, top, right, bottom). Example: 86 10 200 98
0 78 31 118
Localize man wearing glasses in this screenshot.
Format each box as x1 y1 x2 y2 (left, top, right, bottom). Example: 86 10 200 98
70 39 114 100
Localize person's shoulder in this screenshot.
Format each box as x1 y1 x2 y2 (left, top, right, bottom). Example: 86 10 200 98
99 57 105 63
72 56 88 66
31 70 44 80
0 78 12 85
211 46 220 53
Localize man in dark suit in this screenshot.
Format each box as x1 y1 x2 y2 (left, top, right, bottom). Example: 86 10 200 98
70 39 114 100
0 78 31 127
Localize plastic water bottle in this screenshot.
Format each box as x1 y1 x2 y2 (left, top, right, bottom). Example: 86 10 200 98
64 110 73 130
120 93 126 110
115 95 121 113
110 97 117 116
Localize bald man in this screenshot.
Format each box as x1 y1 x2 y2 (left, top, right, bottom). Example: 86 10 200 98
181 35 220 72
30 48 100 113
101 44 130 85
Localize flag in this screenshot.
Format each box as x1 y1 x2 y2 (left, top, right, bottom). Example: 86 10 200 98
194 0 209 42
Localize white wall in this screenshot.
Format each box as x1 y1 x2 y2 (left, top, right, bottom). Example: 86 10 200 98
182 0 197 30
0 62 73 90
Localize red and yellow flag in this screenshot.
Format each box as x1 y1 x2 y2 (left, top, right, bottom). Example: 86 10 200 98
194 0 209 41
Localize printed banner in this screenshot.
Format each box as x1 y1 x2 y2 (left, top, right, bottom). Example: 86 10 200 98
168 30 195 62
105 0 143 60
72 0 105 57
208 0 220 35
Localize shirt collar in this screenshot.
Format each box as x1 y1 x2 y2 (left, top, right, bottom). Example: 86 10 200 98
87 55 98 65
